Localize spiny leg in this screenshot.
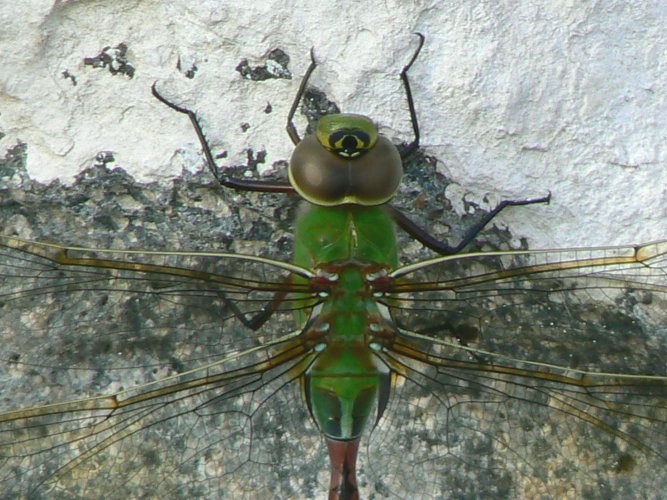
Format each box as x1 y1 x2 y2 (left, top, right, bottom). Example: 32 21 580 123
388 34 549 254
286 33 425 153
214 288 292 330
399 32 425 158
286 48 318 146
154 35 424 189
152 83 295 194
152 84 303 327
388 193 551 255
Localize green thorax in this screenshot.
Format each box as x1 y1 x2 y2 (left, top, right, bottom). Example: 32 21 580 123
293 203 398 270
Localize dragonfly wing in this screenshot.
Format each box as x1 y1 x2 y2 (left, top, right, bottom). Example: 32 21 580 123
0 236 316 374
0 237 330 497
364 242 667 497
365 337 667 497
386 242 667 372
1 360 329 498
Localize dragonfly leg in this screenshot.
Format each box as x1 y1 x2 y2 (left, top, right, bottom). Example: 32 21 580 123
285 48 318 146
152 83 295 194
387 192 551 255
212 287 290 330
398 33 425 159
286 34 424 155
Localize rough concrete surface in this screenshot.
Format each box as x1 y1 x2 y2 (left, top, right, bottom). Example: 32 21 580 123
0 1 665 499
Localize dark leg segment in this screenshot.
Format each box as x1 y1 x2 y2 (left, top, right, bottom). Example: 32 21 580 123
388 192 551 255
399 33 425 158
152 84 295 194
211 287 291 331
286 48 318 146
286 34 424 156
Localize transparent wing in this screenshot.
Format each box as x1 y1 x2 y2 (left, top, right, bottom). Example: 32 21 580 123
3 236 667 498
0 236 318 369
0 237 329 498
367 241 667 497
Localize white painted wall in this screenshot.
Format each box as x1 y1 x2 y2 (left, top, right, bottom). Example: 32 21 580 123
1 0 664 249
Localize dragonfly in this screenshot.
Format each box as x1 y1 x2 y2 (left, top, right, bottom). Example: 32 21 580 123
1 35 666 499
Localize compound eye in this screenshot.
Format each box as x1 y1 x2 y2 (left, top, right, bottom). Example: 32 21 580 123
316 114 378 158
327 130 371 158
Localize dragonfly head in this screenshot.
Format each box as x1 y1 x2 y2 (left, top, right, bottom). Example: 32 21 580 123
289 114 403 206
